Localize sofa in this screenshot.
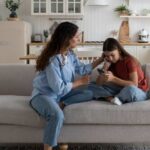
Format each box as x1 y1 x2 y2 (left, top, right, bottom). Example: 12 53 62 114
0 64 150 147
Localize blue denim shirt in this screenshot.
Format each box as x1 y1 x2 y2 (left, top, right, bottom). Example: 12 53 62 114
31 50 92 102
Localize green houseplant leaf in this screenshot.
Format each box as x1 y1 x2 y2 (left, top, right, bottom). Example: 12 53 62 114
114 4 130 15
5 0 21 18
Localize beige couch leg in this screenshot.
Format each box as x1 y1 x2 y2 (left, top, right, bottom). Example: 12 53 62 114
59 144 68 150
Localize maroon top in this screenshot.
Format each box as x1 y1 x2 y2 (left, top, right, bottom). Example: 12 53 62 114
109 57 149 91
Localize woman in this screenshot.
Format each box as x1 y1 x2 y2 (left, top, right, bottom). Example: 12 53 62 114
30 22 103 150
89 38 149 105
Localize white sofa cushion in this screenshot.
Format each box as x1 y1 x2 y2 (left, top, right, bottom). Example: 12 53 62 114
64 100 150 125
0 95 45 128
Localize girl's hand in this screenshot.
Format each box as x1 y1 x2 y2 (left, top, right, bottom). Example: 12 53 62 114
96 75 106 85
104 71 115 82
103 61 111 72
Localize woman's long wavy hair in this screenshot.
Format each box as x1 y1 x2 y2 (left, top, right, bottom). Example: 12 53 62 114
36 22 78 71
103 38 140 65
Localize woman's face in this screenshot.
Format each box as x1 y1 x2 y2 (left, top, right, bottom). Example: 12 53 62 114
69 31 81 48
104 49 121 63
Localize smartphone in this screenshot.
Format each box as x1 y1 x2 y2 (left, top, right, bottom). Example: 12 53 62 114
97 68 104 74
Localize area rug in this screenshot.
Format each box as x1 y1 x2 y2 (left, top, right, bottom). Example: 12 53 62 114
1 144 150 150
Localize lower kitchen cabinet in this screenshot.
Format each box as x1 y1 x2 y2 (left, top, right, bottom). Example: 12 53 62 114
28 44 45 64
28 44 103 64
28 44 150 65
124 46 137 59
137 46 150 64
124 45 150 64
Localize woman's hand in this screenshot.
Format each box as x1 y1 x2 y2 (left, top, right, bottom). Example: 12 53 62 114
79 75 90 85
72 75 90 88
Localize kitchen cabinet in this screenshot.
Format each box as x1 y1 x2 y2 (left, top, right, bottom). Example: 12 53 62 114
124 45 150 64
31 0 84 18
31 0 48 15
29 44 44 55
66 0 83 15
28 44 45 64
74 45 102 63
123 45 137 59
28 43 150 64
28 43 102 64
49 0 65 15
137 46 150 64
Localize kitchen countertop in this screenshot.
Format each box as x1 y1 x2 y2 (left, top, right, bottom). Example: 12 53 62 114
28 41 150 46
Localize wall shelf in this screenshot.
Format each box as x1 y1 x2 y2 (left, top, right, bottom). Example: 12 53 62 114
120 15 150 18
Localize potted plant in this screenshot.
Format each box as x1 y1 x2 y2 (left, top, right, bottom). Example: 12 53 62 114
5 0 21 18
114 4 130 16
43 30 49 42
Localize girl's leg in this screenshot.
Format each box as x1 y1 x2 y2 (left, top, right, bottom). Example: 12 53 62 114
60 86 93 106
30 95 64 148
116 85 148 103
88 82 122 99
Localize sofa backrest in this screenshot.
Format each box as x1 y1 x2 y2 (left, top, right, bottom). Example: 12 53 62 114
145 64 150 88
0 64 36 96
0 63 149 96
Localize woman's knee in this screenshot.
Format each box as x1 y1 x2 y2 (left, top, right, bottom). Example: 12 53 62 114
31 96 64 122
44 103 64 123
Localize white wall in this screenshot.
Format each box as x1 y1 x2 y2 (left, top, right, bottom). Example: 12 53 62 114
0 0 150 42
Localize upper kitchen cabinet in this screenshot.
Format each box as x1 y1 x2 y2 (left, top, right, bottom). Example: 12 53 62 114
31 0 84 19
66 0 83 15
31 0 48 15
49 0 65 15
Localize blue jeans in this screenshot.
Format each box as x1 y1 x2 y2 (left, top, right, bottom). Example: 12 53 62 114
30 87 93 147
88 83 148 103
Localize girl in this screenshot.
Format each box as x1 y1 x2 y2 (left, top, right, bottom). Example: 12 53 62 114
29 22 103 150
89 38 149 105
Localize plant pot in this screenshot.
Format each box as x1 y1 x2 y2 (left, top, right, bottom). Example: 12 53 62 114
9 11 17 18
7 17 19 21
119 11 129 16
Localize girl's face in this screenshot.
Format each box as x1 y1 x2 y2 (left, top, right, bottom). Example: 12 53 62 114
104 49 121 63
69 31 81 48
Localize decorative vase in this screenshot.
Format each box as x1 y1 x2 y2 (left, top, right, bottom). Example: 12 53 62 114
118 20 130 43
10 10 17 18
8 10 19 21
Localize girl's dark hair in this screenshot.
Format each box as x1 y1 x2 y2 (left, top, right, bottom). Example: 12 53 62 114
103 38 139 65
36 22 78 71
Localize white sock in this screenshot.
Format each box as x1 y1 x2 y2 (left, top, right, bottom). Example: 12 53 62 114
111 97 122 106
